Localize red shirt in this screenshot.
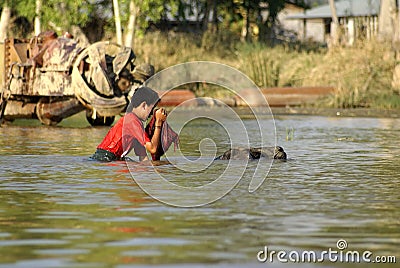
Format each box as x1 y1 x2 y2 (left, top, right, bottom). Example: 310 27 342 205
97 113 150 158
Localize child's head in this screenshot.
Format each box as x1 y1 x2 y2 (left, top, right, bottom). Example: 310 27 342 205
127 87 160 111
126 87 160 120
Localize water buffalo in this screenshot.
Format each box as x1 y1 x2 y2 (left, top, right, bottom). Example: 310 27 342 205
215 146 287 160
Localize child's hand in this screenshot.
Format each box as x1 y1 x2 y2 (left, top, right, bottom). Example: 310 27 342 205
155 108 167 124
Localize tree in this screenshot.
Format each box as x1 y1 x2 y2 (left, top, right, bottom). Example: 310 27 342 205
328 0 339 47
382 0 400 92
233 0 260 42
124 0 138 48
202 0 219 32
117 0 178 48
15 0 92 34
0 1 11 41
259 0 285 42
113 0 123 45
229 0 264 42
34 0 41 35
379 0 396 40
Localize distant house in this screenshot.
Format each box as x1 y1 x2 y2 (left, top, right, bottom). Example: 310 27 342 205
285 0 381 45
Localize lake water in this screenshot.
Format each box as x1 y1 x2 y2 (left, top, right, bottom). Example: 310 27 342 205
0 111 399 267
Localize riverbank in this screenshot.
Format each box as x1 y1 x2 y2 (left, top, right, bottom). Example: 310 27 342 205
134 32 400 110
270 107 400 118
156 88 400 118
6 107 398 129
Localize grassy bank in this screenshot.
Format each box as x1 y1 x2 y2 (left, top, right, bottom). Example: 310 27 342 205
134 32 400 109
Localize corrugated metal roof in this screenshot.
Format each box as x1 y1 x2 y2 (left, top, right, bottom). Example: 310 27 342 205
286 0 380 19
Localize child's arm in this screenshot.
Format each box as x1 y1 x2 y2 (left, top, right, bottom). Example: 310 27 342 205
145 108 167 155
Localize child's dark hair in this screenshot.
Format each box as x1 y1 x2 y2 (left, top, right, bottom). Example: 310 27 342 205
126 87 160 112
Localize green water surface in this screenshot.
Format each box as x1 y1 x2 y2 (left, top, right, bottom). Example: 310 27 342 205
0 112 399 267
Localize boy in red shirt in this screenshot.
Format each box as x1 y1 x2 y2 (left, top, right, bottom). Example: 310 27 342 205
91 87 167 162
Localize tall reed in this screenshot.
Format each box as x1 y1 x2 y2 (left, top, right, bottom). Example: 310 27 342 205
134 33 400 109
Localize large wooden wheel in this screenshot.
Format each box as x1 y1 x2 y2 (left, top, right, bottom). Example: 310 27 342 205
86 109 114 126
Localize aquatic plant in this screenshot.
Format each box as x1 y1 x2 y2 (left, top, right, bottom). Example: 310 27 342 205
286 127 294 141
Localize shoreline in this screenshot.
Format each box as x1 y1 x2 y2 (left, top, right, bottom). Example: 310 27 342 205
157 89 400 119
5 107 400 128
270 107 400 118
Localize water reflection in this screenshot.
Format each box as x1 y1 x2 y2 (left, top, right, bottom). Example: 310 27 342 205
0 115 399 267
